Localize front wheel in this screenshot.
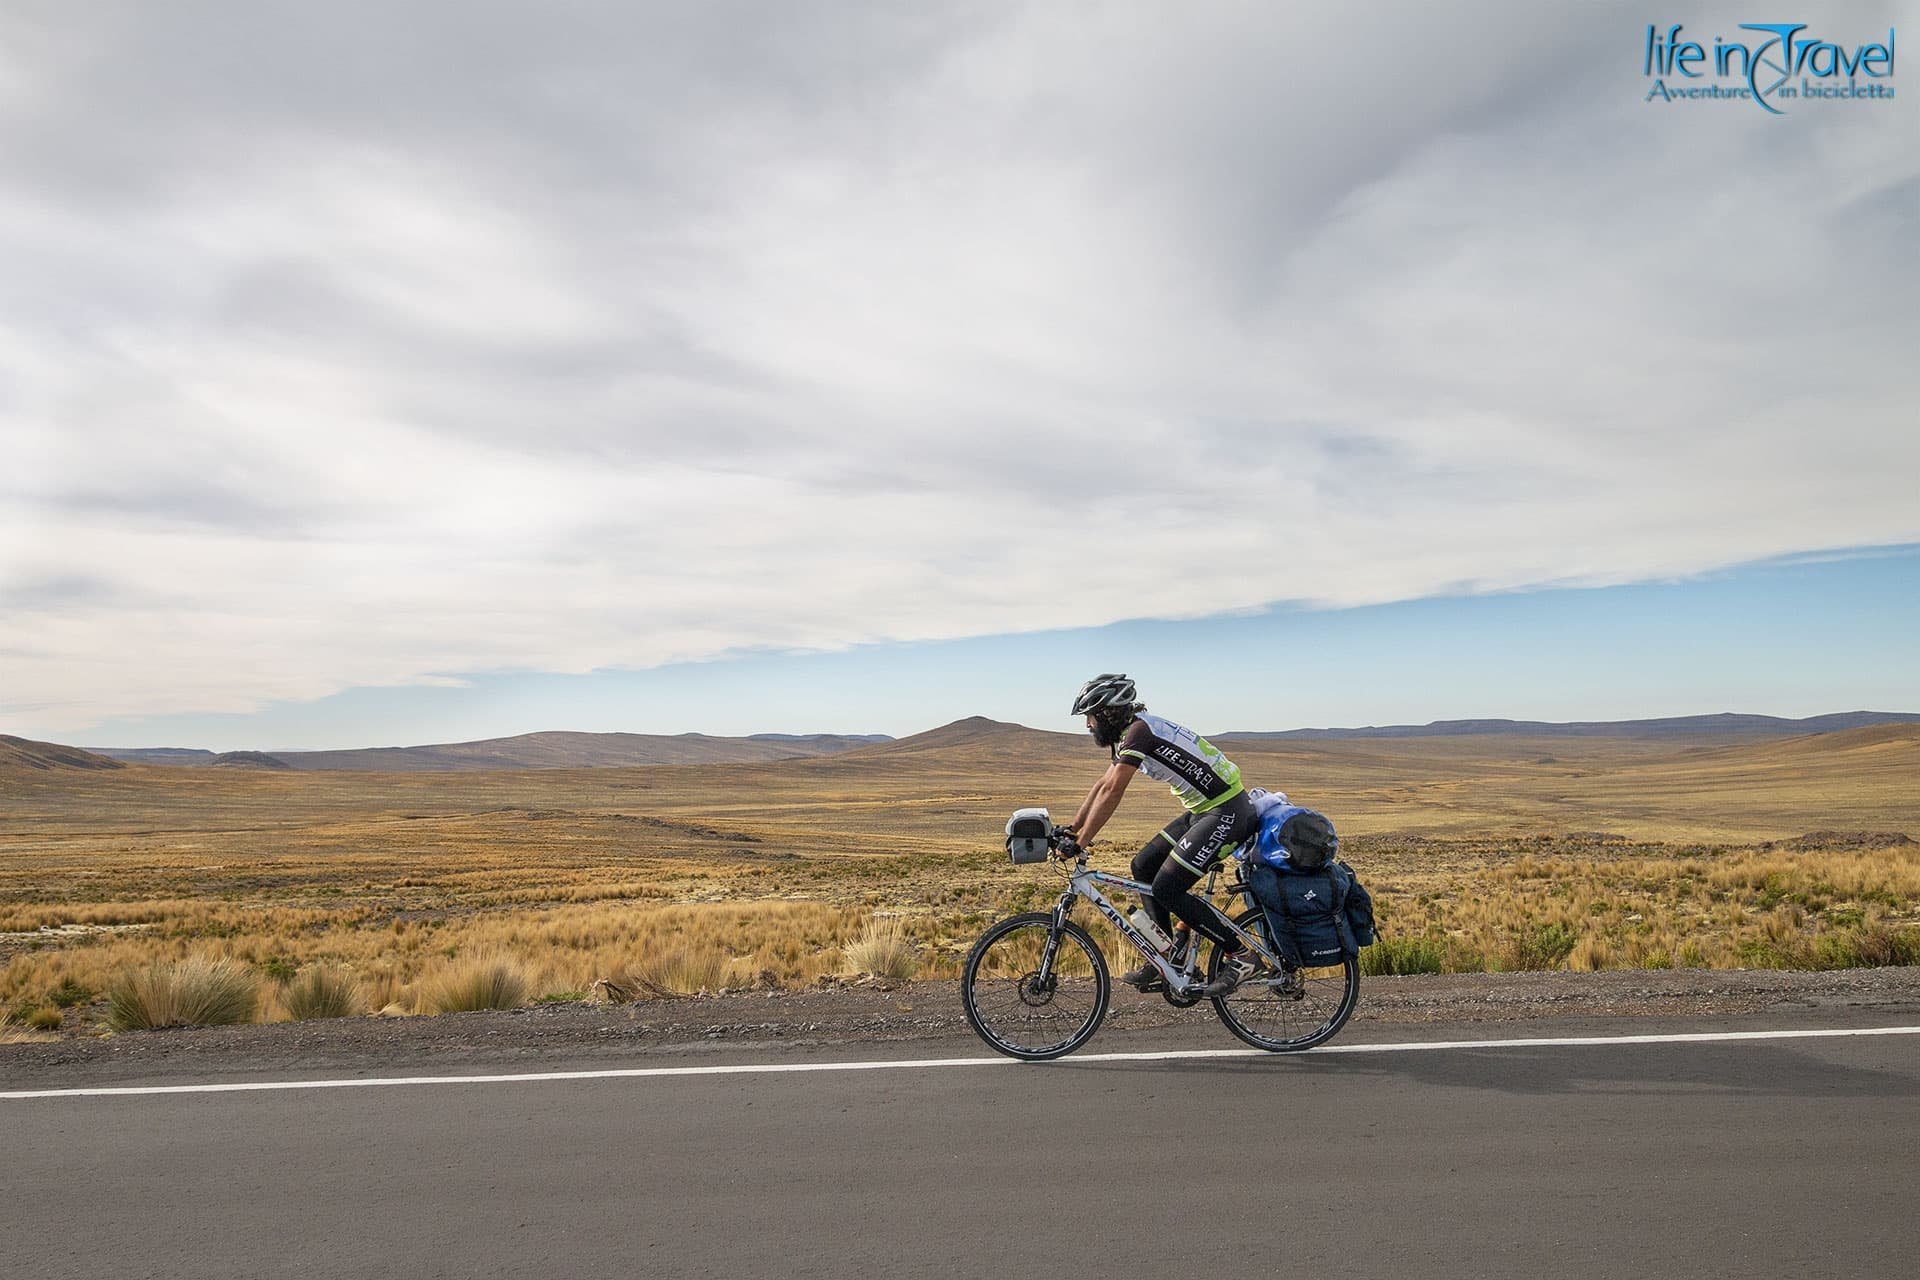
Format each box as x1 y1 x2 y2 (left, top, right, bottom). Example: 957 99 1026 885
961 912 1110 1060
1209 907 1359 1052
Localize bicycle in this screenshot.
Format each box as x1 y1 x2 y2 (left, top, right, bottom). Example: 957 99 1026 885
960 824 1360 1060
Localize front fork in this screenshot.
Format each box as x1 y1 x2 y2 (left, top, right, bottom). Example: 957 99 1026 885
1038 889 1079 979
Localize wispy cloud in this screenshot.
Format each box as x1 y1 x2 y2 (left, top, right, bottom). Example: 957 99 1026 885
3 2 1916 734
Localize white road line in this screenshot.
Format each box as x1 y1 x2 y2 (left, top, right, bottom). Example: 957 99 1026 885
5 1024 1917 1100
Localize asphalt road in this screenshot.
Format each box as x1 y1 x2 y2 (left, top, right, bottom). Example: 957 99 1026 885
6 1019 1918 1280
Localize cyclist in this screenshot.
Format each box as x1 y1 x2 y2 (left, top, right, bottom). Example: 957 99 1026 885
1058 673 1259 996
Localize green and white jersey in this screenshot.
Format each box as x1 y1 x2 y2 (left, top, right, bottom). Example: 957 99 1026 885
1114 713 1244 813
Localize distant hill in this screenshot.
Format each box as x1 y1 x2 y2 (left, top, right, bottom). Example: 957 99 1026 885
208 751 292 770
86 731 889 772
1685 721 1920 762
842 716 1082 757
1218 712 1920 741
258 730 888 772
91 747 218 767
0 735 126 772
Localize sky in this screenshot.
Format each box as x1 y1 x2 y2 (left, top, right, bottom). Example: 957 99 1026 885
3 3 1916 749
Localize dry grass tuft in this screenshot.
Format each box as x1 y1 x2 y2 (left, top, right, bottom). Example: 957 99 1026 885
106 957 260 1031
282 964 365 1020
415 954 530 1014
1 1010 58 1044
841 917 919 981
600 943 737 999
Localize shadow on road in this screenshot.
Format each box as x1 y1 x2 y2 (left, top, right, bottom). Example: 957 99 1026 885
1055 1040 1920 1099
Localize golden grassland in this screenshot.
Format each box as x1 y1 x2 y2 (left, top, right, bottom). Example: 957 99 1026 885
3 721 1918 1031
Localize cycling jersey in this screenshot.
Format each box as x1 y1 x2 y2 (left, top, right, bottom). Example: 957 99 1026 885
1113 713 1244 813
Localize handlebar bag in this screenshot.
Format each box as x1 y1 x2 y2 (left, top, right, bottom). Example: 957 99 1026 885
1005 807 1053 864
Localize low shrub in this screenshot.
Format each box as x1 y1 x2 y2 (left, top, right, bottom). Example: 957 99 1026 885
1360 935 1446 976
107 958 261 1031
283 964 364 1020
49 978 95 1009
259 955 299 984
415 955 529 1013
1783 925 1920 971
1498 922 1579 971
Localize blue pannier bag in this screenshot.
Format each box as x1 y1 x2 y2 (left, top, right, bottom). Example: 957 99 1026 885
1250 801 1339 872
1248 860 1356 968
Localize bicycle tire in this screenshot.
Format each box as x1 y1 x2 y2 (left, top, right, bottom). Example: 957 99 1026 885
961 912 1110 1061
1208 906 1359 1052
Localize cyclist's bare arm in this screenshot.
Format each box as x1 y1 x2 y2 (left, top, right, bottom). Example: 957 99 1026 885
1069 760 1136 844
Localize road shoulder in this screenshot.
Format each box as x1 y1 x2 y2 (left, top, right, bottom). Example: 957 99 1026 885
5 965 1919 1092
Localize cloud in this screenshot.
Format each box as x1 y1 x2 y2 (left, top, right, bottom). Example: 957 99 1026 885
3 1 1916 733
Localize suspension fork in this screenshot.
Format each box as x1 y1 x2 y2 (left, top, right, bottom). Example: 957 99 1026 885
1038 887 1080 977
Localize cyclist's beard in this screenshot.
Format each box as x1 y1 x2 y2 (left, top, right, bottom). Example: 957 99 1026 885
1089 715 1125 748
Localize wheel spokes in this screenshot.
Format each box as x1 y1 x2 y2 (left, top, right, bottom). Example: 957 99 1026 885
965 921 1106 1057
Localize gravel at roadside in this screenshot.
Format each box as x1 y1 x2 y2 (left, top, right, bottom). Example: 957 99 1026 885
6 965 1920 1092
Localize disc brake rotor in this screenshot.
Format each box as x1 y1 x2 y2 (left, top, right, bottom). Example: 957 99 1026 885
1015 972 1057 1006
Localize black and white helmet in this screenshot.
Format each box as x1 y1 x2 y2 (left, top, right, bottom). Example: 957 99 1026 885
1071 673 1138 717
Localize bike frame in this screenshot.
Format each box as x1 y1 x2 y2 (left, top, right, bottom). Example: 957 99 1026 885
1044 856 1282 995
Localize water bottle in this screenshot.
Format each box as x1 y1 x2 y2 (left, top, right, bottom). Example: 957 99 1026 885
1128 908 1173 954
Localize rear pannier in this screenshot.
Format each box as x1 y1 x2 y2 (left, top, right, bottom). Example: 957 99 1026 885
1249 861 1356 968
1342 869 1376 947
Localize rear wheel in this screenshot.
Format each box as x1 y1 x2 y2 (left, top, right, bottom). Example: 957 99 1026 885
1208 907 1359 1052
961 912 1110 1060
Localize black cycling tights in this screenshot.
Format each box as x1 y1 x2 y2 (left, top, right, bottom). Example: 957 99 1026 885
1129 792 1255 949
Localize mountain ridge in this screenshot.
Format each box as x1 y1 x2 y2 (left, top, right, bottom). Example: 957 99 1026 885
90 730 894 772
0 735 126 772
1217 711 1920 741
71 711 1920 773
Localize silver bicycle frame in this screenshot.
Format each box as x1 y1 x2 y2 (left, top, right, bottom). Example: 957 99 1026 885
1047 860 1280 994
